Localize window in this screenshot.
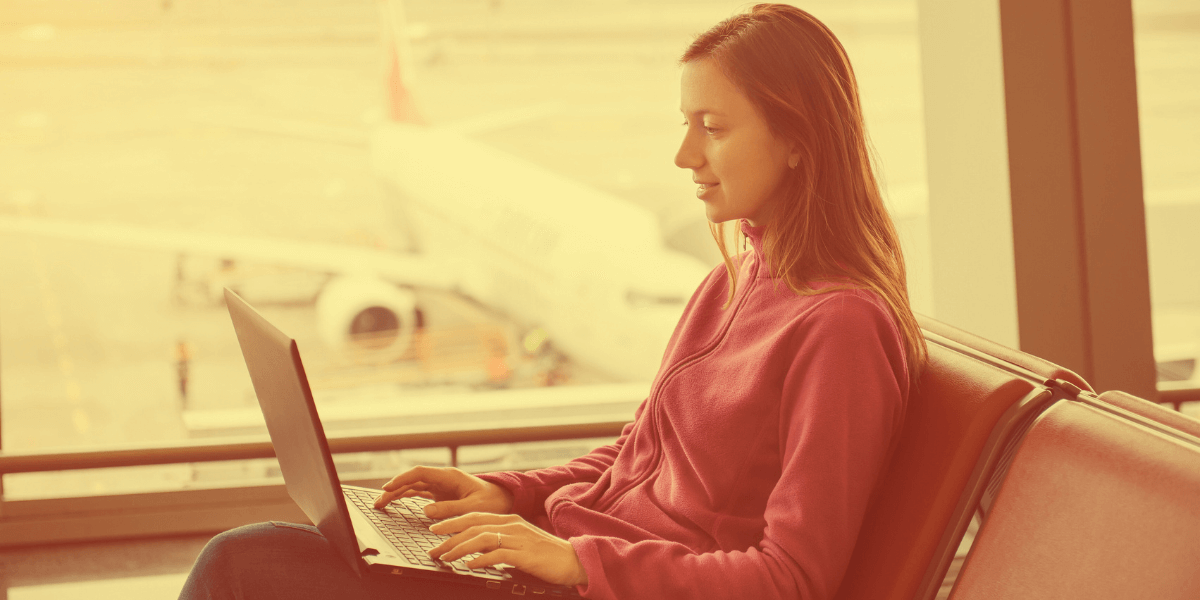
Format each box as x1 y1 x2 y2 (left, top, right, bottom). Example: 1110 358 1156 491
1134 0 1200 405
1 0 933 500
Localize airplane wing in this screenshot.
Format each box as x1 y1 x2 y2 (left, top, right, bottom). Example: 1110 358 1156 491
0 215 457 291
186 100 564 144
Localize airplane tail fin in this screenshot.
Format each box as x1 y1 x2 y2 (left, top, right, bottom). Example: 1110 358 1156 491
380 0 425 125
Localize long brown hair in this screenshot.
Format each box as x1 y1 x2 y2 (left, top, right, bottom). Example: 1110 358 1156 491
682 3 927 387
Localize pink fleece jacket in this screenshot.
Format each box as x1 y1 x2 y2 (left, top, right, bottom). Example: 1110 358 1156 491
479 219 909 600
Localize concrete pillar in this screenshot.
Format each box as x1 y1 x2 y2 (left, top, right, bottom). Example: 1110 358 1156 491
919 0 1157 399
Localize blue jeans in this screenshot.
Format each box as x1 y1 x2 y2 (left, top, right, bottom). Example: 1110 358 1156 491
178 522 495 600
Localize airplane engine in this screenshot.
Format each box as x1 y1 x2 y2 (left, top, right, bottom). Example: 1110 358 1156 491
315 276 418 361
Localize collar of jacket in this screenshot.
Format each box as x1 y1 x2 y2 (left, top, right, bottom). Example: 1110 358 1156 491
739 218 776 278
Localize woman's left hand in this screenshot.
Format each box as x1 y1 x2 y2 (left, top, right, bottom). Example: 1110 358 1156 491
427 513 588 587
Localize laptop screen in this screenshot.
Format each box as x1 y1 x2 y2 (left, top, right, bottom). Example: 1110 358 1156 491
225 288 364 575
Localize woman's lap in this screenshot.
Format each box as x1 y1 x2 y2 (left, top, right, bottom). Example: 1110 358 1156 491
178 522 495 600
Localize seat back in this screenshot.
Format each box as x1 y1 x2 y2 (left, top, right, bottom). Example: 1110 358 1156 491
835 329 1060 600
917 314 1093 393
947 395 1200 599
1099 389 1200 438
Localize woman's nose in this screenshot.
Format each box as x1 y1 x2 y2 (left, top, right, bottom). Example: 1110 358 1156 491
674 130 702 170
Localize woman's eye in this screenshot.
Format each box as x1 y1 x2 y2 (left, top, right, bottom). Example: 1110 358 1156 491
680 120 719 135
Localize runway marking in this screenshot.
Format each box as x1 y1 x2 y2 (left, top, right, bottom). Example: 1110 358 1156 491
21 207 90 435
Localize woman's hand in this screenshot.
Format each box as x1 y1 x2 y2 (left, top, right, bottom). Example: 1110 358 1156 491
372 466 514 519
428 512 588 587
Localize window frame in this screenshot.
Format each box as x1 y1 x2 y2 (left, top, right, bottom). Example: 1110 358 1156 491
0 419 628 547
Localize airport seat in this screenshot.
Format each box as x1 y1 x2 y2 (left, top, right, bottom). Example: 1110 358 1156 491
834 316 1090 600
945 392 1200 599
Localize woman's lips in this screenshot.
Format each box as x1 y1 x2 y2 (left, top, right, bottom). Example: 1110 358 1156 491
696 182 719 199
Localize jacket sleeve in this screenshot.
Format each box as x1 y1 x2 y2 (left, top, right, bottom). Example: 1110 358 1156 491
476 400 646 521
567 294 909 600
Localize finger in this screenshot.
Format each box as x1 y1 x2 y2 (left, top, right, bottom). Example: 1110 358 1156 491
381 466 430 491
381 465 453 492
432 531 493 563
464 548 521 571
379 480 432 504
436 530 520 564
373 482 432 508
393 488 436 502
373 490 401 509
430 512 518 534
428 522 525 559
428 523 495 556
422 497 479 520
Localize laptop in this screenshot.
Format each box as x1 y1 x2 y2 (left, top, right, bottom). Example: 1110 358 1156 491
225 288 581 597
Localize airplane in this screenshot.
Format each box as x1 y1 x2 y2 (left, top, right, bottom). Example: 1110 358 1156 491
0 0 713 385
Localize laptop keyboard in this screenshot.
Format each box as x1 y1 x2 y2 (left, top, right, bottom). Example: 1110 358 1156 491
343 486 504 577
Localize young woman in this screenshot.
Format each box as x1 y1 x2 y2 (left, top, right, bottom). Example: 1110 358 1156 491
179 4 925 599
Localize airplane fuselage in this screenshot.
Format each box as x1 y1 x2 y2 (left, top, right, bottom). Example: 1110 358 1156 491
372 122 713 382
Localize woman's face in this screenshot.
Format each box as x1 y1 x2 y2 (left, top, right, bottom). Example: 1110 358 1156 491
675 58 797 227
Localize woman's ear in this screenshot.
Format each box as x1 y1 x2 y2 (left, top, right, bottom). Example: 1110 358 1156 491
785 139 800 170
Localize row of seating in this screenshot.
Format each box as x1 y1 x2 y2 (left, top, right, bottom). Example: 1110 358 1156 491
833 315 1200 600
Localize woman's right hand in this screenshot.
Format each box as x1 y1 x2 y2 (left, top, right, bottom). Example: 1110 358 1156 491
372 465 515 519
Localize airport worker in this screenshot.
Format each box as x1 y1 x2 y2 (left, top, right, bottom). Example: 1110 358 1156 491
174 339 192 410
179 4 925 599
